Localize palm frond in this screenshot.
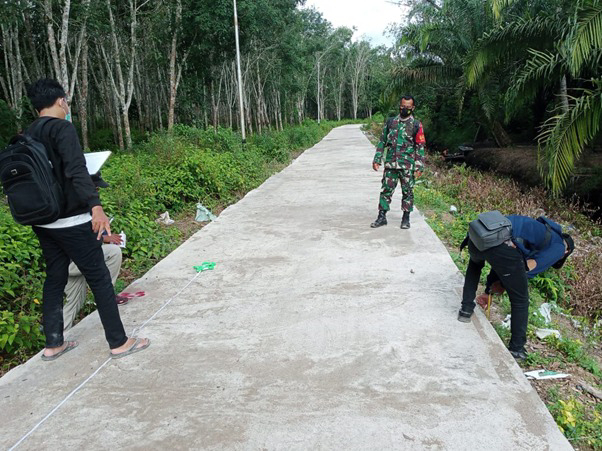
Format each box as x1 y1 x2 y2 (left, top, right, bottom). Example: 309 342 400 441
505 49 566 120
570 1 602 75
465 15 565 88
392 63 461 84
492 0 516 20
477 84 497 122
537 85 602 194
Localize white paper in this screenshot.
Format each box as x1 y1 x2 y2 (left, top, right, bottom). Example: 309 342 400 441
84 151 112 175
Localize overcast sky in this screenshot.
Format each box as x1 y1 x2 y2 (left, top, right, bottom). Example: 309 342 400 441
302 0 408 47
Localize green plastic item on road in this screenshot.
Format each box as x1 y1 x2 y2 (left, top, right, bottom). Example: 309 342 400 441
194 262 216 272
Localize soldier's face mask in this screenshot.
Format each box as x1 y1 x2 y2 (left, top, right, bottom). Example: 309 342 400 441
400 106 413 117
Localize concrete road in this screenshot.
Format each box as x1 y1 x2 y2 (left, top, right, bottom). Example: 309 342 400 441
1 125 571 450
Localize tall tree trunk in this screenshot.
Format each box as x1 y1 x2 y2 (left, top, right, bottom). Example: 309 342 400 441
1 24 24 123
167 0 182 132
57 0 71 90
23 13 42 79
44 0 62 82
80 34 89 149
559 75 569 114
490 120 512 148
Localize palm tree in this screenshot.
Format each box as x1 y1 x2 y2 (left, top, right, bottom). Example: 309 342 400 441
393 0 513 147
467 0 602 194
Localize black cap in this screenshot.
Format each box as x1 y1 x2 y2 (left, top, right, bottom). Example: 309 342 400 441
552 233 575 269
91 171 109 188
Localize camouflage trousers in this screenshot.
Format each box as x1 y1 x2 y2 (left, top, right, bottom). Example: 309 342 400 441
378 167 415 212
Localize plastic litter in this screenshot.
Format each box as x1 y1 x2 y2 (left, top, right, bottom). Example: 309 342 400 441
119 231 126 248
195 203 216 222
156 211 175 226
501 314 511 329
450 205 458 214
538 303 552 324
535 328 561 340
194 262 216 272
525 369 570 380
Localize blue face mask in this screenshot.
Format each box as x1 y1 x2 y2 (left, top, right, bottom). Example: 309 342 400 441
62 98 71 122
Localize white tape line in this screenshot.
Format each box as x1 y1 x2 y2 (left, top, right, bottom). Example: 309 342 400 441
9 359 111 451
10 270 204 450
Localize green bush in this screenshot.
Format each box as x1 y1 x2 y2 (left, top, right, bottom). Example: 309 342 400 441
0 310 45 354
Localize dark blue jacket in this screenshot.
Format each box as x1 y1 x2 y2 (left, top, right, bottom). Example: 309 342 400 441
507 215 566 278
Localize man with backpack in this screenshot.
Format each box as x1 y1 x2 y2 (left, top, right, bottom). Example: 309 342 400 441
457 213 574 360
371 95 426 230
1 78 149 360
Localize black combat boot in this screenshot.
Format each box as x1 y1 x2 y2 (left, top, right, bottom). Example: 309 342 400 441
400 211 411 229
370 211 387 228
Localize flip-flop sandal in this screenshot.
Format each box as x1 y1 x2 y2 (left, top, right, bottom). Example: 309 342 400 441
110 338 151 359
118 291 146 299
116 295 130 305
41 341 79 361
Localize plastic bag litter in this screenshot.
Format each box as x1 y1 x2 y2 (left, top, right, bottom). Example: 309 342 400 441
525 369 570 380
535 328 561 340
195 203 216 222
450 205 458 214
156 211 175 226
538 303 552 324
501 314 511 329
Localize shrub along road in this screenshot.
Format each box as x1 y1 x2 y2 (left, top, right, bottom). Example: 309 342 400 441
0 125 570 450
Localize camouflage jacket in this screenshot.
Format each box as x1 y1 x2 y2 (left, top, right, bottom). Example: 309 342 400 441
373 115 426 171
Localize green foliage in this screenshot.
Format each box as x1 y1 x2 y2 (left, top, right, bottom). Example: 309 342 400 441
529 269 568 304
538 86 602 195
0 311 45 354
0 207 44 305
570 0 602 75
525 350 560 366
546 336 602 377
548 398 602 446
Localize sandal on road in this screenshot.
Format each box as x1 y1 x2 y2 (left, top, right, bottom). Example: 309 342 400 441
110 338 150 359
41 341 79 361
116 295 130 305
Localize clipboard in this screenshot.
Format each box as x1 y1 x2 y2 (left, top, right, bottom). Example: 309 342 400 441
84 151 112 175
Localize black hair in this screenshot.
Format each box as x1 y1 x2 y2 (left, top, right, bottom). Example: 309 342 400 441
400 95 416 107
552 233 575 269
26 78 66 112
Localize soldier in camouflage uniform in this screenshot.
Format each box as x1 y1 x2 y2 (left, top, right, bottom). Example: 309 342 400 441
371 95 426 229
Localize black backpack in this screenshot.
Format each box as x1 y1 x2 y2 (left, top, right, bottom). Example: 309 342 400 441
0 118 63 225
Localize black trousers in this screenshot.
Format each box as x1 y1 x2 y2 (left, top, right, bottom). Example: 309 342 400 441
33 222 128 349
461 239 529 352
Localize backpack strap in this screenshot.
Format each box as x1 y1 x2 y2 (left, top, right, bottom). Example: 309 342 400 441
413 119 420 141
27 117 55 137
460 234 469 252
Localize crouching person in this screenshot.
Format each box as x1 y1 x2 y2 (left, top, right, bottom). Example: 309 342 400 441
457 212 574 360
